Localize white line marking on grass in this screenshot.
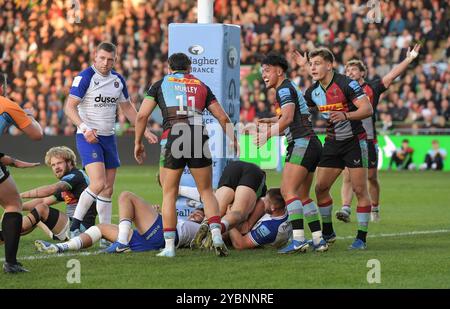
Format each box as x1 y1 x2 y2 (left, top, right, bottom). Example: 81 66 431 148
3 229 449 262
336 229 450 240
0 250 103 262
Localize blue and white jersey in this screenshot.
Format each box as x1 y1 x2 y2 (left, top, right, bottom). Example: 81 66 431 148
248 211 292 248
69 65 129 136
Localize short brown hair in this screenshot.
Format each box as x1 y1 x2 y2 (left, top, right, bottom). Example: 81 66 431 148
96 41 117 55
345 59 367 74
45 146 77 166
266 188 285 209
308 47 335 63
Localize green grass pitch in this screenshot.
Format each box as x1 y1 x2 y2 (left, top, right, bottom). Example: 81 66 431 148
1 166 449 288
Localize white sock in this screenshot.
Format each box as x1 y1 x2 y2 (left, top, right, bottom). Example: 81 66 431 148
211 227 221 239
178 186 201 202
342 205 351 214
59 237 83 251
293 229 305 242
96 196 112 224
164 238 175 250
117 219 132 245
312 231 323 246
73 188 97 221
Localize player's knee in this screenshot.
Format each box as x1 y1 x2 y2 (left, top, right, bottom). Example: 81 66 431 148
118 191 134 204
368 174 378 184
352 183 368 198
89 182 106 195
315 182 330 195
35 203 49 219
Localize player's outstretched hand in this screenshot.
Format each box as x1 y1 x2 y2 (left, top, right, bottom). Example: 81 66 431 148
330 111 347 123
407 44 421 62
144 128 158 144
292 50 308 67
13 160 40 168
134 142 146 164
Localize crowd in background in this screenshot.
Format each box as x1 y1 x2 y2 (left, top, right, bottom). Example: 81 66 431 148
0 0 449 137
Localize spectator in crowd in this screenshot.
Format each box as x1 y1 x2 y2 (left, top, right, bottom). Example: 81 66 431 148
420 140 447 171
389 139 415 170
0 0 448 134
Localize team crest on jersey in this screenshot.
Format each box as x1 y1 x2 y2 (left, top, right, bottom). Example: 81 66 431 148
92 152 98 159
114 81 119 88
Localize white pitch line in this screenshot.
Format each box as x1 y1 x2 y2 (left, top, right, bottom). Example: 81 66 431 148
2 229 449 262
336 229 450 240
0 250 104 262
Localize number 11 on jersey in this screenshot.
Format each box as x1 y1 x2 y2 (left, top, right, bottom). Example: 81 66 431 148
176 95 196 115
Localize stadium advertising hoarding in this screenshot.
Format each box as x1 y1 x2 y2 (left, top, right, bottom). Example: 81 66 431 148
240 135 450 171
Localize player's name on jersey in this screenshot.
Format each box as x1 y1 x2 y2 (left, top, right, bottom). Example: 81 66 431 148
173 84 199 94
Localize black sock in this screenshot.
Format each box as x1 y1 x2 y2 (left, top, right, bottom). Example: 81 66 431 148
308 220 321 233
291 219 304 230
0 230 3 241
70 218 82 231
357 230 367 242
2 212 22 264
322 222 334 236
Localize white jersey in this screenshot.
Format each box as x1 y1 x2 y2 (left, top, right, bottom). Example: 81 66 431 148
69 65 129 136
248 211 292 249
176 220 201 248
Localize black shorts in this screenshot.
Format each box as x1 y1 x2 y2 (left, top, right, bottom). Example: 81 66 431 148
160 124 212 170
0 162 10 184
319 136 369 169
368 140 379 169
285 136 322 172
218 161 267 198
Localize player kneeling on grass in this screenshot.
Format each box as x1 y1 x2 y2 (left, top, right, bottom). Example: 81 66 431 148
34 191 205 254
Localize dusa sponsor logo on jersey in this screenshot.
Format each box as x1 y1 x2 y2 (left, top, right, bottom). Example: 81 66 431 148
94 94 118 107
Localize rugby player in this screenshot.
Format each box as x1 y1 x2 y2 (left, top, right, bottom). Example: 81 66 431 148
64 42 158 246
190 160 267 249
20 146 97 232
134 53 238 257
255 53 327 253
34 191 205 254
0 74 42 273
336 44 421 223
303 47 373 250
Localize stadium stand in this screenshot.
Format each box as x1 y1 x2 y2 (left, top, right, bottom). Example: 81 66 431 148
0 0 448 136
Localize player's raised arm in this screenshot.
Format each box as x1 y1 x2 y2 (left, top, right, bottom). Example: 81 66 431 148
382 44 421 88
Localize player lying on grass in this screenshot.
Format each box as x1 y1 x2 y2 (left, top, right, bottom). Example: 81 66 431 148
20 146 98 233
195 187 293 251
34 191 205 254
